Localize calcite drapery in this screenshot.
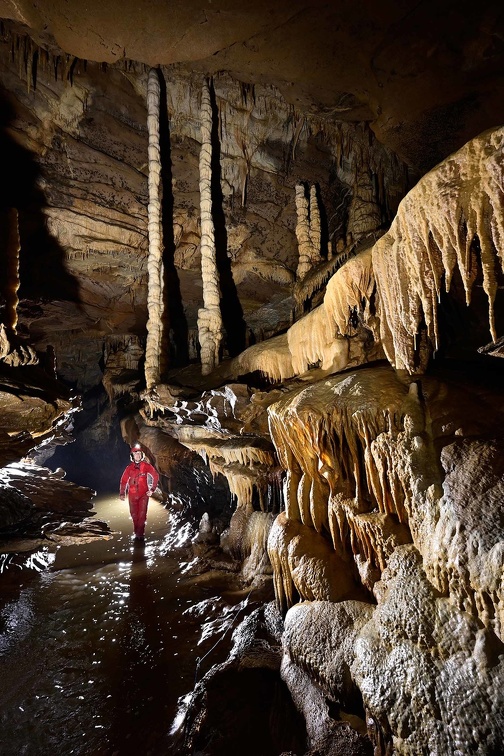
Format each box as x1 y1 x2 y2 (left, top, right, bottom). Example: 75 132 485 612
197 78 223 375
232 246 382 382
373 126 504 371
267 511 356 613
235 128 504 384
267 364 504 643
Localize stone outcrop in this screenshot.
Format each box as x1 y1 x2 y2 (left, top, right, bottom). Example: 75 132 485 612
149 130 504 754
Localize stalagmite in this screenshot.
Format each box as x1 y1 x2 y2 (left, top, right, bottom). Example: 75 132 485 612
144 67 164 390
296 182 323 281
197 78 223 375
309 184 321 255
295 183 313 280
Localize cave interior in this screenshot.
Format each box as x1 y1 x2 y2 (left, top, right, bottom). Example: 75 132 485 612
0 1 504 754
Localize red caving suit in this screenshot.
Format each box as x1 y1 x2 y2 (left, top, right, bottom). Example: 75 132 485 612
120 459 159 538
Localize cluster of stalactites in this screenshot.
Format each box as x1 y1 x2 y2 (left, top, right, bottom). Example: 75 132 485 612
373 126 504 371
266 369 421 607
197 78 223 375
184 437 276 512
296 183 322 280
234 127 504 383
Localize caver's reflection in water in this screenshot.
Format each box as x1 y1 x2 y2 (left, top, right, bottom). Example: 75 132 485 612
106 542 173 755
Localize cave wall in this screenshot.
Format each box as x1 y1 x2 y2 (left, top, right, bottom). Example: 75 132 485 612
144 128 504 754
0 22 411 386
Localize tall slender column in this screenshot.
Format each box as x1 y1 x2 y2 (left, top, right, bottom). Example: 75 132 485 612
197 78 223 375
144 67 164 390
1 207 20 332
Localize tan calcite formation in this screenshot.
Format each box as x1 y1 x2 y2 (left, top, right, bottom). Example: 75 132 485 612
232 246 383 382
175 431 276 513
280 548 504 754
373 126 504 372
282 600 374 701
347 167 381 242
280 599 374 747
352 546 504 754
266 364 504 645
177 431 277 578
197 78 223 375
424 435 504 642
268 512 357 613
144 67 164 389
230 127 504 391
267 367 418 606
294 183 311 280
295 183 323 281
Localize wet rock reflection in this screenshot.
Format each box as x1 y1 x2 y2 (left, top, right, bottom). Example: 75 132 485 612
0 496 238 755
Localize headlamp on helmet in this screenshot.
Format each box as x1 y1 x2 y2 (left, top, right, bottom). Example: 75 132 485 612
130 443 144 461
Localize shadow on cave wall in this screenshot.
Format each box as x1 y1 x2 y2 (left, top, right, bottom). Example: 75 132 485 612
157 70 189 369
209 80 247 359
0 87 81 307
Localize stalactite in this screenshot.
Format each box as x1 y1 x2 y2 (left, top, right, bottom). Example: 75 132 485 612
197 78 223 375
144 67 164 390
373 126 504 371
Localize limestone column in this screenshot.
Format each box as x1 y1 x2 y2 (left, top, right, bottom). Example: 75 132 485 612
295 183 312 280
1 207 20 333
296 183 322 280
197 78 223 375
309 184 321 257
144 67 164 390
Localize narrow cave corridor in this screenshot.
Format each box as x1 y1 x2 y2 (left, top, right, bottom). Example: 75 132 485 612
1 494 300 756
1 3 504 755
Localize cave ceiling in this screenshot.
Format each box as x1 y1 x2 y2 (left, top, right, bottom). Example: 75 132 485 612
1 0 503 171
0 0 503 398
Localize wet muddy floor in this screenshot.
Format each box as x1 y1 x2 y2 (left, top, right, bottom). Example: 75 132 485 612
0 495 236 755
